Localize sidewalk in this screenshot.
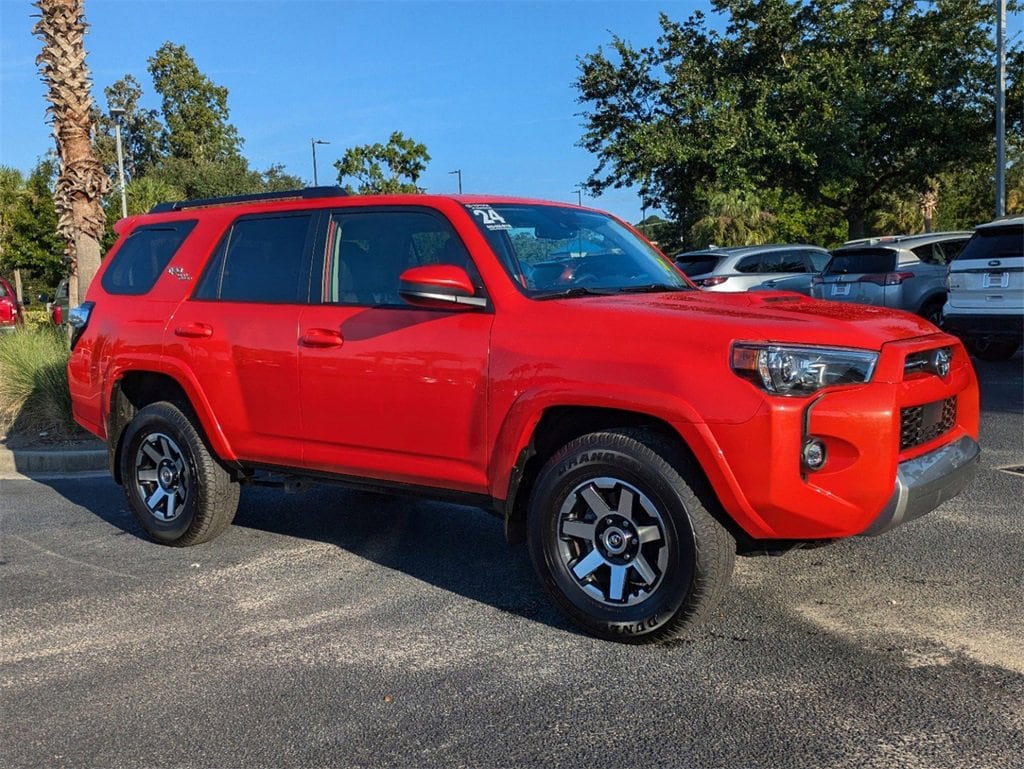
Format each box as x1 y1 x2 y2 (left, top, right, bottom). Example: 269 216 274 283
0 434 107 479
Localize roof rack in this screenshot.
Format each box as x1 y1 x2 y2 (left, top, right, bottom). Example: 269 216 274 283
149 186 347 213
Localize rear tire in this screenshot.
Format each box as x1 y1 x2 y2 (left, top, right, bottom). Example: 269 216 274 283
527 428 735 643
919 300 944 328
966 337 1020 362
120 401 239 546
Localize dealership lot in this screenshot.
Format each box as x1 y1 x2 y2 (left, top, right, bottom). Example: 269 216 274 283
2 355 1021 769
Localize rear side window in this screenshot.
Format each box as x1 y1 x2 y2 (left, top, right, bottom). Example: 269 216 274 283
952 226 1024 262
195 213 315 303
826 249 897 274
102 221 197 295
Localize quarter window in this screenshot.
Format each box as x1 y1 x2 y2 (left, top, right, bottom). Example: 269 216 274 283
102 221 197 295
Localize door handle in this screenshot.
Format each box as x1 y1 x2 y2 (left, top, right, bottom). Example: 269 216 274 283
174 322 213 338
300 328 344 348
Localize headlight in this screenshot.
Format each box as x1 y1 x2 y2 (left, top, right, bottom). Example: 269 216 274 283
731 343 878 396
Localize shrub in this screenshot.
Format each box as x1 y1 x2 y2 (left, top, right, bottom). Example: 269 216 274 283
0 327 75 438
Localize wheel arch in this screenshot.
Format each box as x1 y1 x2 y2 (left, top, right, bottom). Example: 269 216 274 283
107 370 237 484
501 406 726 545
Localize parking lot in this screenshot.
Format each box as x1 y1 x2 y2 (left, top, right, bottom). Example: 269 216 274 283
2 355 1021 768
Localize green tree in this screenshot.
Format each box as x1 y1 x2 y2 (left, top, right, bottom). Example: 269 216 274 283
93 75 165 182
577 0 1018 240
334 132 431 194
34 0 110 306
689 189 776 247
0 160 65 287
148 42 243 163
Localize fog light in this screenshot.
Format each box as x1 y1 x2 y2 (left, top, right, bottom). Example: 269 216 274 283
802 438 828 471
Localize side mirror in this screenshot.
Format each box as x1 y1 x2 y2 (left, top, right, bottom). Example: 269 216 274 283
399 265 487 310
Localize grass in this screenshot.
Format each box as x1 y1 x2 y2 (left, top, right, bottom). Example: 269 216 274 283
0 325 77 439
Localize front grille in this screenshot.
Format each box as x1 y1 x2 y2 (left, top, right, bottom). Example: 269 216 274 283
900 397 957 450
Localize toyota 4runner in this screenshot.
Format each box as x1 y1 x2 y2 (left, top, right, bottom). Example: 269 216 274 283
68 188 981 643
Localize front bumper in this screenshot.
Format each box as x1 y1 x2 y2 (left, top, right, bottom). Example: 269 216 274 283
860 435 980 536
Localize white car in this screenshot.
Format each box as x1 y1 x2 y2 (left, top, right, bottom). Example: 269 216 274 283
943 216 1023 361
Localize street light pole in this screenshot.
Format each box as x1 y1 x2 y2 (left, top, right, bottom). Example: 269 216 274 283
311 139 330 186
449 169 462 194
573 187 582 206
995 0 1006 218
110 107 127 219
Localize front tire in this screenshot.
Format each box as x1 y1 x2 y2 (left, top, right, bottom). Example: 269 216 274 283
527 429 735 643
120 401 239 546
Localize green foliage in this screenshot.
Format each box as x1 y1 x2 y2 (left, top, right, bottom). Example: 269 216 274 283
0 326 75 438
148 42 243 163
689 190 776 248
334 132 431 194
577 0 1019 240
94 74 165 183
0 160 65 286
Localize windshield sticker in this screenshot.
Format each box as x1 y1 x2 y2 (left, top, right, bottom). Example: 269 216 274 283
469 205 512 231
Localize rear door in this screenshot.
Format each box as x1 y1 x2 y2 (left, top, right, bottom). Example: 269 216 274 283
166 211 317 466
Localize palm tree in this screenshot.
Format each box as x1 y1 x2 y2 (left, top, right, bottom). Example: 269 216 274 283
33 0 109 308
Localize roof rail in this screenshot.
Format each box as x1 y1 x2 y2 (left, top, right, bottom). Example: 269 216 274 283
149 186 347 213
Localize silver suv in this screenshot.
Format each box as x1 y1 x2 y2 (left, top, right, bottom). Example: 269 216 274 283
942 216 1023 361
674 244 830 292
811 232 971 325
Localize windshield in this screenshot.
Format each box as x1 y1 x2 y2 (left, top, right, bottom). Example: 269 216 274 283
674 254 722 277
952 225 1024 261
826 248 898 275
465 203 690 297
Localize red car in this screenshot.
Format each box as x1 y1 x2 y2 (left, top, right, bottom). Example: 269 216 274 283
0 275 25 333
67 189 980 642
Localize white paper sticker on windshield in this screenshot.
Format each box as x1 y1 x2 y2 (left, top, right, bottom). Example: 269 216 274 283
469 205 512 231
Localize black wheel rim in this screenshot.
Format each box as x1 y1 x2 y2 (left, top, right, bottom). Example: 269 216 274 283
133 432 190 522
555 477 669 607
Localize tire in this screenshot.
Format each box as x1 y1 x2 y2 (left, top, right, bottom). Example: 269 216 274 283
527 428 735 643
966 337 1020 362
919 300 944 328
120 401 239 546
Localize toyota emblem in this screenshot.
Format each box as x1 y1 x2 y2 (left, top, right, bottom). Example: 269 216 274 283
933 348 951 378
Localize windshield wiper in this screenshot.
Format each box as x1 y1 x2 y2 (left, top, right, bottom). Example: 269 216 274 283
531 286 618 300
617 283 690 294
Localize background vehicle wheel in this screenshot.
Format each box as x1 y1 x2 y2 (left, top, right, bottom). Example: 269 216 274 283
919 300 944 328
527 428 735 643
966 337 1020 362
120 401 239 546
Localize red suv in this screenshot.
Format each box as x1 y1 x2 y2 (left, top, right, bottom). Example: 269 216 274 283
0 274 26 333
68 188 981 642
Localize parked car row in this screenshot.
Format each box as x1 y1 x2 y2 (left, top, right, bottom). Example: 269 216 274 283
674 218 1022 361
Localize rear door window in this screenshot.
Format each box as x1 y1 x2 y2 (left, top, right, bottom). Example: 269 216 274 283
102 221 197 295
195 213 316 303
674 255 720 276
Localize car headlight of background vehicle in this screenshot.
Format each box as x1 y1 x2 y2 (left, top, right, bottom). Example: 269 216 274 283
731 343 878 396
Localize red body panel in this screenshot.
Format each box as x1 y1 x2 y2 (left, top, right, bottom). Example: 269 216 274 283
68 193 981 543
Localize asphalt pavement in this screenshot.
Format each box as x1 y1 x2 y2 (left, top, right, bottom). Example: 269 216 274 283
1 353 1021 768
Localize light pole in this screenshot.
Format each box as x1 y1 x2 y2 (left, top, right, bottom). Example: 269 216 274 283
573 187 582 206
449 169 462 194
996 0 1006 217
311 139 330 186
110 107 127 218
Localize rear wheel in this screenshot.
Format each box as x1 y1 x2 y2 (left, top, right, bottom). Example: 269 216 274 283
919 300 944 328
966 337 1020 362
527 429 735 643
120 401 239 546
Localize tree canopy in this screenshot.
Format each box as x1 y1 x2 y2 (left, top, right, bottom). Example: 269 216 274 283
577 0 1021 241
334 132 431 194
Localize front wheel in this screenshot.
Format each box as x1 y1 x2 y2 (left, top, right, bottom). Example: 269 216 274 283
120 401 239 546
527 429 735 643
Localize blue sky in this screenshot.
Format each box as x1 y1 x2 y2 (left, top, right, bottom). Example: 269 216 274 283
0 0 708 223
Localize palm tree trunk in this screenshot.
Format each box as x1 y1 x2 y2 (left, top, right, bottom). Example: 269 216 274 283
34 0 109 308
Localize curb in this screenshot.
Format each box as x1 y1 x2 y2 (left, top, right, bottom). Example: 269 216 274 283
0 442 108 479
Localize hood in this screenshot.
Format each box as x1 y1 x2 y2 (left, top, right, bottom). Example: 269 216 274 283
559 290 937 351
